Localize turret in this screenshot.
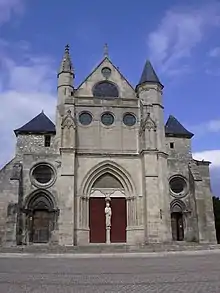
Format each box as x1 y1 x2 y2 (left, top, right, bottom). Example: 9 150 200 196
136 60 165 152
136 60 163 105
57 44 74 105
55 45 75 150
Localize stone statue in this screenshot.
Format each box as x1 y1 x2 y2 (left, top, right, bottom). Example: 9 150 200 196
105 201 112 227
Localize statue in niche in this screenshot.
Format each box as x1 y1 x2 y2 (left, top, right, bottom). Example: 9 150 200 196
105 201 112 228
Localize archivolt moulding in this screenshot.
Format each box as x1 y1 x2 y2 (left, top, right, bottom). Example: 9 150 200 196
80 160 136 197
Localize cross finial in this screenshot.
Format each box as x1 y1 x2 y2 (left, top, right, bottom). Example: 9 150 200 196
104 43 109 57
65 44 70 54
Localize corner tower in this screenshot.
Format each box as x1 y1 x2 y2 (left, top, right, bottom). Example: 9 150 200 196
57 44 74 104
55 45 76 245
55 45 75 150
136 60 171 243
136 60 165 152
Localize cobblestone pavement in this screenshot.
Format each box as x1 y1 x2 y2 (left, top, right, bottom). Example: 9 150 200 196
0 253 220 292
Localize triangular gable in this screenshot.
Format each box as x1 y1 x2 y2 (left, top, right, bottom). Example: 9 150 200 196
76 57 135 98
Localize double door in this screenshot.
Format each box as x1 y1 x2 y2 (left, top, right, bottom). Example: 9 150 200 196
89 197 127 243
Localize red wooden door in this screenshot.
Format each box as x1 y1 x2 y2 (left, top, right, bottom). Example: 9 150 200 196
89 198 106 243
110 198 126 243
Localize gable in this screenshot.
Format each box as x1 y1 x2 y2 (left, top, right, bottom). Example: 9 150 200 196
75 57 136 99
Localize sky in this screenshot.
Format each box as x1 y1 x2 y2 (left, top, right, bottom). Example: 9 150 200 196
0 0 220 195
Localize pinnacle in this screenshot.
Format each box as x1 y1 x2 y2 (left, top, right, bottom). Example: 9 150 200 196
58 44 74 75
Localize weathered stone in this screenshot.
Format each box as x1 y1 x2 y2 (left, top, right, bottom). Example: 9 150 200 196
0 48 216 247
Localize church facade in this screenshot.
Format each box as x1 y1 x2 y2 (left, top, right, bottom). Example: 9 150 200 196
0 45 217 246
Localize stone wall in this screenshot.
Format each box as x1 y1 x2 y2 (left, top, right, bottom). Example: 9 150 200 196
0 159 18 245
16 134 57 156
166 135 216 243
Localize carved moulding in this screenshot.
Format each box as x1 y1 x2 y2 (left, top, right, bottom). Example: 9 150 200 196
139 112 156 136
61 109 75 129
90 188 125 199
61 109 76 148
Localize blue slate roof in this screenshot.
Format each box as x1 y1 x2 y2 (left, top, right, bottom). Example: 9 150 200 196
138 60 162 86
14 112 56 136
165 115 194 138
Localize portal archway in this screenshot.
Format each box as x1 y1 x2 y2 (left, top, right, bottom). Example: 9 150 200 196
89 172 127 243
170 200 186 241
24 190 57 244
80 161 135 244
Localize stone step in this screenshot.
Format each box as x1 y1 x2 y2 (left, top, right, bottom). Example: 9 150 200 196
0 243 219 254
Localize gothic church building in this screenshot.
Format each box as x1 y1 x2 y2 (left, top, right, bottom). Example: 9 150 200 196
0 45 217 246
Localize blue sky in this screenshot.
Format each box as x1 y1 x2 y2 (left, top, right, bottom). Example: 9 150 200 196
0 0 220 194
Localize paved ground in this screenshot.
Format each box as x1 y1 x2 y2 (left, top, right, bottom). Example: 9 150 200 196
0 252 220 292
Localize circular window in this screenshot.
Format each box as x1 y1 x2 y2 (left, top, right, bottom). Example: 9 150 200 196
79 112 92 125
31 164 56 188
101 67 111 79
169 177 187 196
123 113 136 126
101 112 114 126
33 165 53 184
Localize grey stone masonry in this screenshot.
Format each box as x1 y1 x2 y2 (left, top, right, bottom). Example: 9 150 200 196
0 46 217 247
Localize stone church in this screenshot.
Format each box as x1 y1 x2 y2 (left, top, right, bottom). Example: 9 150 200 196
0 45 217 247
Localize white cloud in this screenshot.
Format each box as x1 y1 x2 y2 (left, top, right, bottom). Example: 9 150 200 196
0 0 25 24
0 46 57 168
0 0 59 169
209 47 220 57
148 2 220 74
189 119 220 136
193 150 220 168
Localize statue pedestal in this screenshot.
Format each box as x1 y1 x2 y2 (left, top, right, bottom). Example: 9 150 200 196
106 227 111 244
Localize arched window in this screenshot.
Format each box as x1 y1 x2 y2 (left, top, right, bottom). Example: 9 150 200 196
93 81 119 98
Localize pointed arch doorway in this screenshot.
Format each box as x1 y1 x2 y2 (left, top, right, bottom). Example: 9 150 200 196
170 200 185 241
89 173 127 243
24 191 57 244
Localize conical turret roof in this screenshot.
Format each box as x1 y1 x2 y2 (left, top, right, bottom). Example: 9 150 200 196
14 111 55 136
138 60 162 86
165 115 194 138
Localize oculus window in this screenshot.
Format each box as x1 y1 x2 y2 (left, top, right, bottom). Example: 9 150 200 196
79 112 92 126
101 67 112 79
169 176 187 197
101 112 114 126
30 163 56 188
123 113 136 126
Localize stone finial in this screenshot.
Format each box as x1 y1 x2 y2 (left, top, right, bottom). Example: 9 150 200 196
65 44 70 54
58 44 74 76
104 43 109 58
